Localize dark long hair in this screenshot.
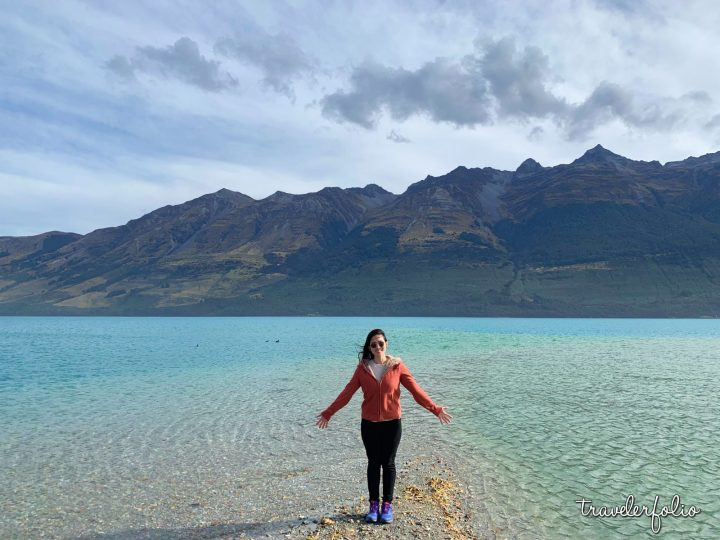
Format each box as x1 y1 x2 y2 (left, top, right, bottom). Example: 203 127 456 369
359 328 387 361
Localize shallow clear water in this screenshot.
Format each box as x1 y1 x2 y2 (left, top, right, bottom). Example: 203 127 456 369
1 317 719 538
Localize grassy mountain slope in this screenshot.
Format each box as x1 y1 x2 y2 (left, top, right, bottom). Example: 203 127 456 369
2 145 720 316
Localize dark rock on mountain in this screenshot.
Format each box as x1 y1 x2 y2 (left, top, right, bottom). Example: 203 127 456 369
572 144 623 164
363 166 512 254
3 145 720 316
0 231 81 264
514 158 544 178
665 150 720 168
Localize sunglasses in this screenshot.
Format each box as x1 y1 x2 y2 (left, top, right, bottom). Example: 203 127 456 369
370 341 385 349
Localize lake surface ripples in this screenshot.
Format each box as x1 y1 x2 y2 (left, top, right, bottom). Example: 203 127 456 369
1 317 718 539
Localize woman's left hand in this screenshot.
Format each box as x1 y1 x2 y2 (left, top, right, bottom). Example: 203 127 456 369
437 406 453 424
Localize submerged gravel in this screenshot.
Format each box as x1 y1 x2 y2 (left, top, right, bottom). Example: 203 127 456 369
64 452 503 540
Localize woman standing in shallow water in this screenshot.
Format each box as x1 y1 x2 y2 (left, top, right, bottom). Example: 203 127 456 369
316 329 452 524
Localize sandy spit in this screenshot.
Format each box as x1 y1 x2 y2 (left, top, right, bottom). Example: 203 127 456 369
208 454 504 540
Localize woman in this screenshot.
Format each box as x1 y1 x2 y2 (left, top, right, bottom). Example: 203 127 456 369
316 328 452 524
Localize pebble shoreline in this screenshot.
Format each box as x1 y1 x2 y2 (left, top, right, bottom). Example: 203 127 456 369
212 455 502 540
287 455 481 540
7 450 518 539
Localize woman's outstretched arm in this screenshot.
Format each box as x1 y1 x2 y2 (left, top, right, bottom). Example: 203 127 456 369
316 367 361 428
399 362 452 423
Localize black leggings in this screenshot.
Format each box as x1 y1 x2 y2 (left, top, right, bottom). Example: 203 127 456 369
360 418 402 502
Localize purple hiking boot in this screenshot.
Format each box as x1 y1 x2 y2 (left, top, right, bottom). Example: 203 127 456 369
379 501 394 523
364 500 379 523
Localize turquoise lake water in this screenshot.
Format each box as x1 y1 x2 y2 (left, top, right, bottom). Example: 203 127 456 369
1 317 719 539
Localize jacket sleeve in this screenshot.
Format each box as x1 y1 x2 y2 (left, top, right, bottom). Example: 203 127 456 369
321 367 361 420
399 362 442 416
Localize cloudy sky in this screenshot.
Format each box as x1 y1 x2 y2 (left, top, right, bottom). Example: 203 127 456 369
3 0 720 236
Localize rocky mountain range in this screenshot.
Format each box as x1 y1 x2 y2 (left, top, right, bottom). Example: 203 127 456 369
3 144 720 316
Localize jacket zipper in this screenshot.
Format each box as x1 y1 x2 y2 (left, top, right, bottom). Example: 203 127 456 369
377 367 382 420
365 358 394 421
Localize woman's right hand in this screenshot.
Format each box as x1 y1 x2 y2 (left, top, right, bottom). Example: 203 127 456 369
437 406 453 424
316 414 329 429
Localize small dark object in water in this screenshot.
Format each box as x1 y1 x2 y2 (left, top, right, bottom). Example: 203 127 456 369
275 339 280 343
189 502 200 508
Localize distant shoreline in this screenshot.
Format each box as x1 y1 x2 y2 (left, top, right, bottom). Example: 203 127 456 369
1 313 719 319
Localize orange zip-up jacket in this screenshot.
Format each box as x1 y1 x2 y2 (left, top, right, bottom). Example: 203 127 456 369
321 356 442 422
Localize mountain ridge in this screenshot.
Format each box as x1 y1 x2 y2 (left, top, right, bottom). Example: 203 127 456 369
2 145 720 316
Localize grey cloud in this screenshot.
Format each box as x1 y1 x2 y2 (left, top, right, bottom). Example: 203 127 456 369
527 126 544 141
322 36 712 141
566 82 636 139
473 37 567 118
565 82 697 140
214 31 315 97
321 58 491 128
105 56 135 80
593 0 662 18
106 37 237 91
683 90 712 104
387 130 410 143
321 37 563 129
593 0 642 13
705 114 720 131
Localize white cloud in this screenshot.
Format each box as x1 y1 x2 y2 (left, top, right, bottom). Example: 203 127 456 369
2 0 720 235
